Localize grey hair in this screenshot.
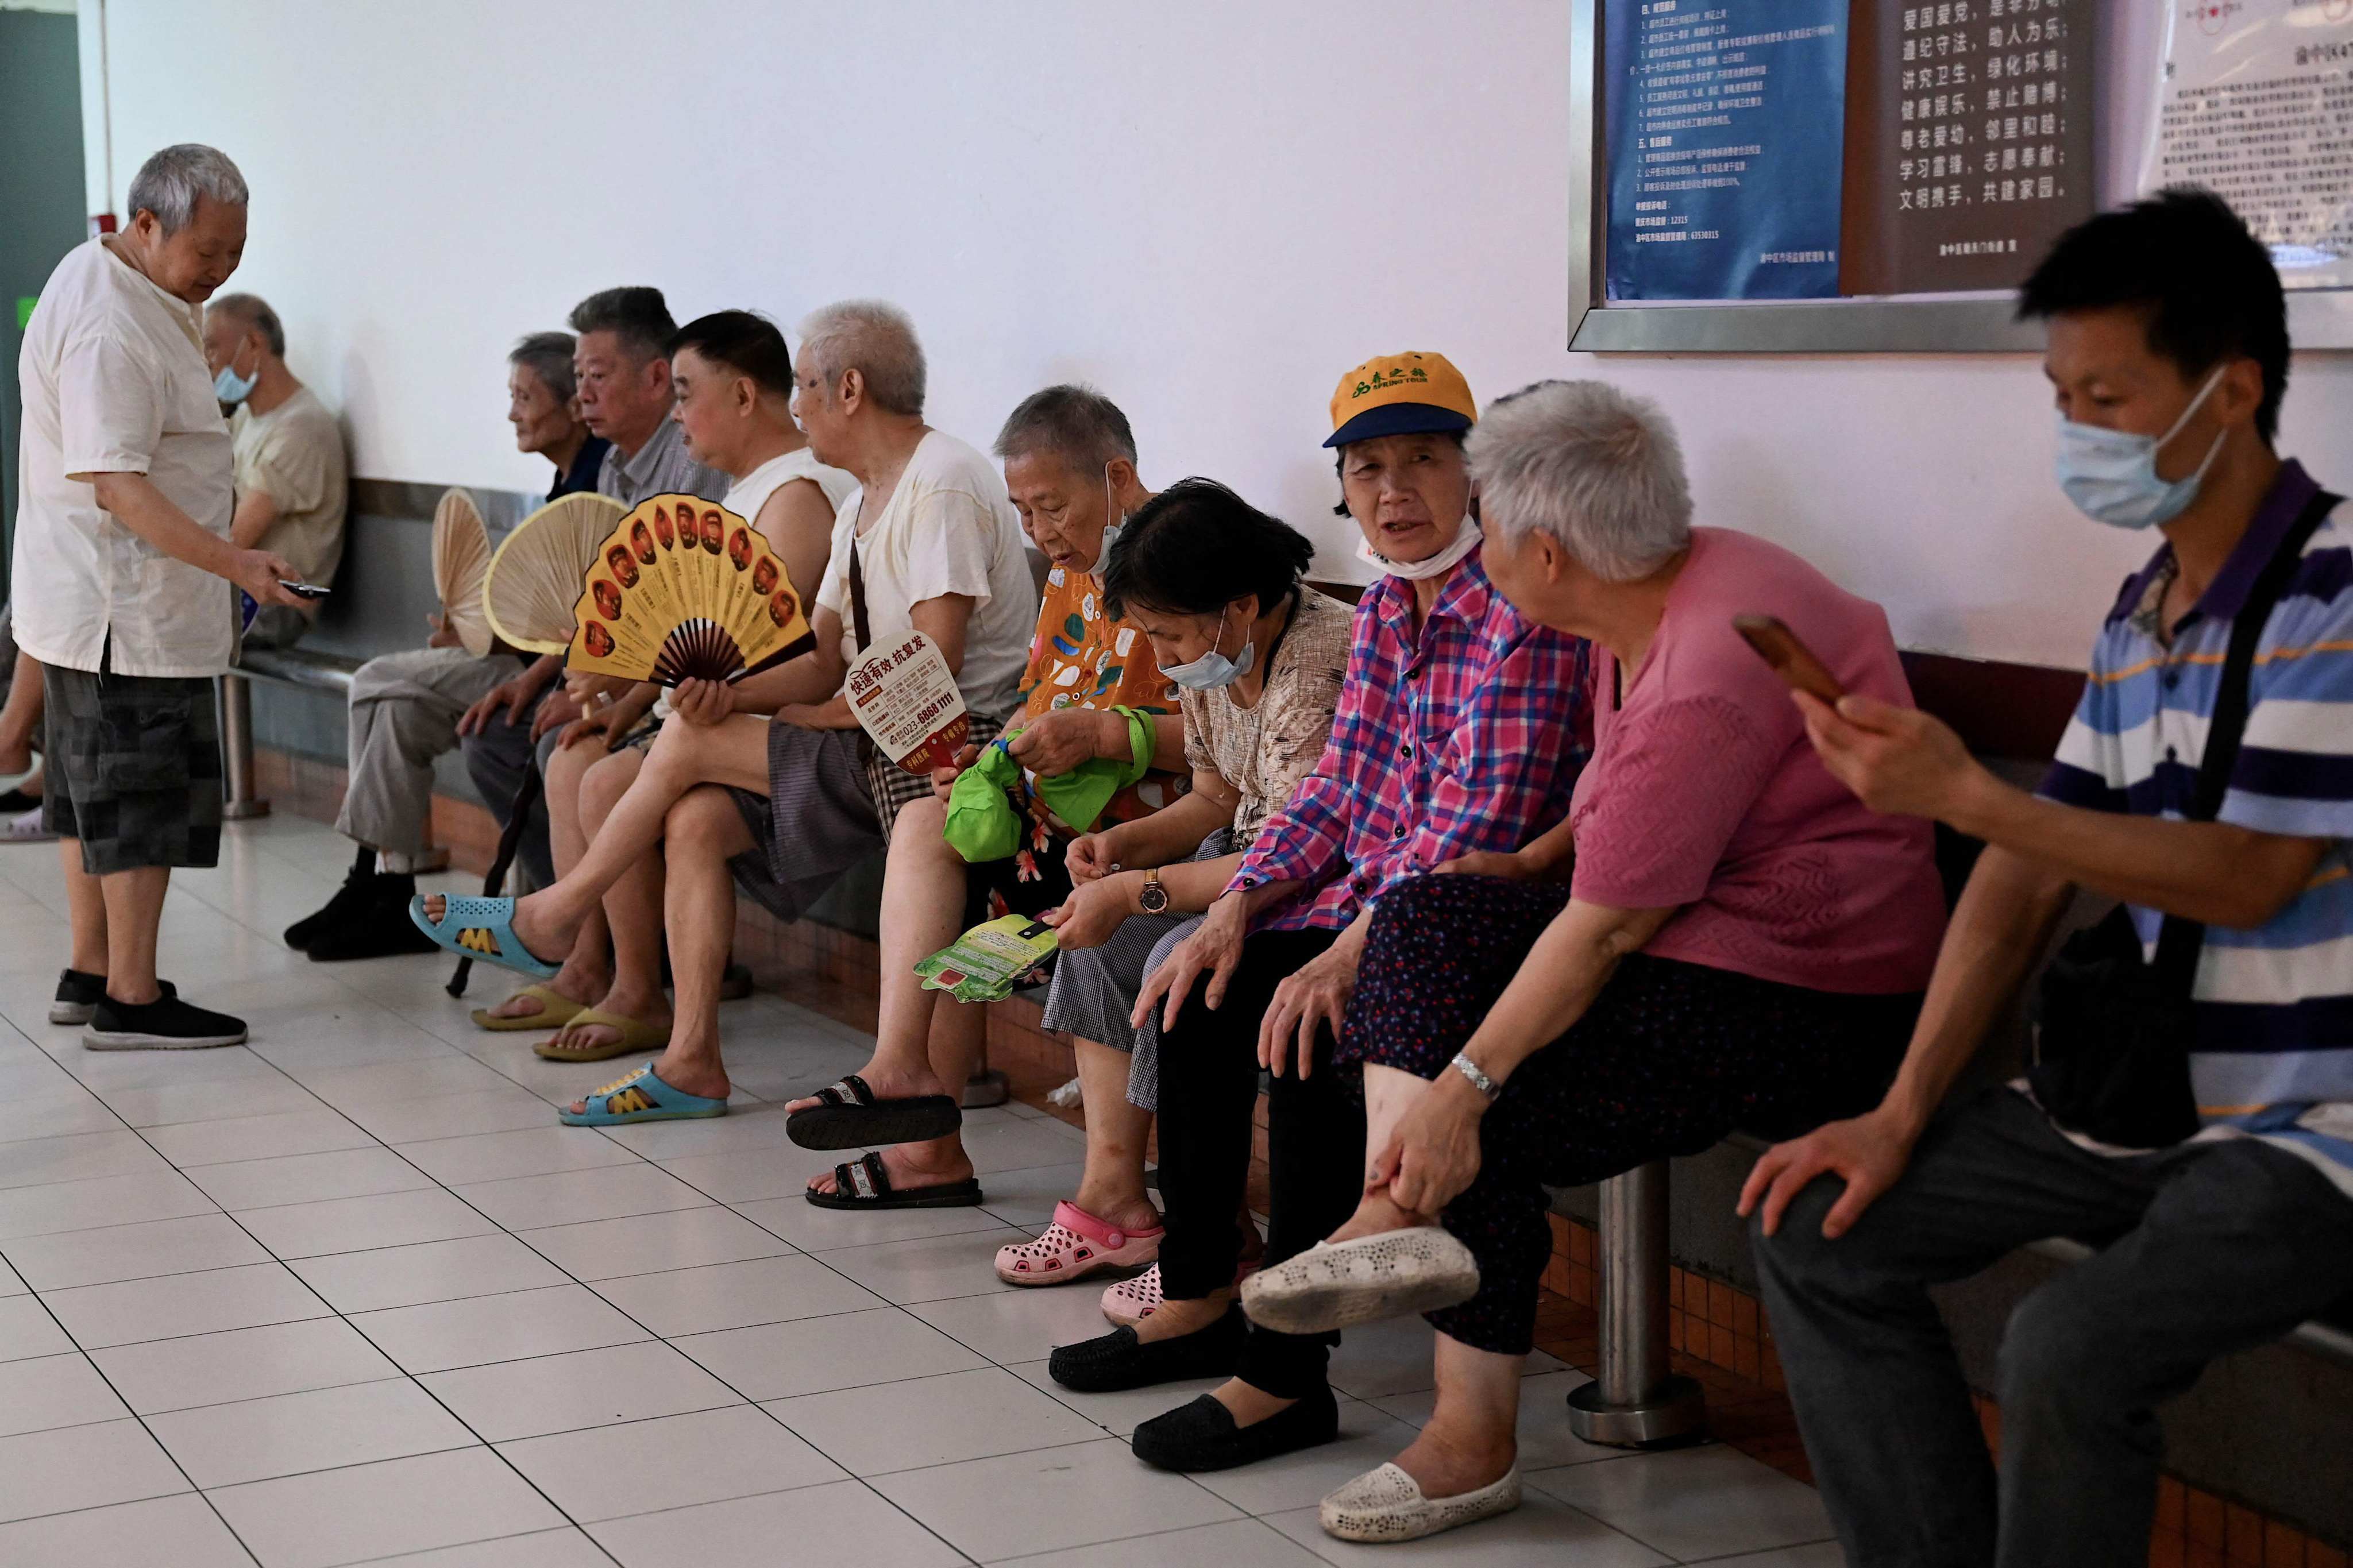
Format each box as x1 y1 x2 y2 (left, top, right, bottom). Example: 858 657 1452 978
207 293 283 358
127 144 248 235
796 299 926 418
508 330 579 403
1465 380 1692 582
994 384 1137 472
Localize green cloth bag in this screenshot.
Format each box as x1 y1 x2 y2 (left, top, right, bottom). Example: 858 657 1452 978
940 707 1155 863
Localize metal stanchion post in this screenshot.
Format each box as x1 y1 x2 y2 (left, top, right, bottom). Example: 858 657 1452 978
218 674 271 820
1567 1159 1707 1446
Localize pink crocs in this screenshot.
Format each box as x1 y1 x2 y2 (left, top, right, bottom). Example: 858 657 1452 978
996 1201 1162 1287
1099 1248 1266 1327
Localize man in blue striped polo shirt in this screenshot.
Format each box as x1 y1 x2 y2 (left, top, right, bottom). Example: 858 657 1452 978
1740 190 2353 1568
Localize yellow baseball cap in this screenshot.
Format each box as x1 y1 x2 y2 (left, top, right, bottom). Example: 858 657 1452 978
1325 351 1477 449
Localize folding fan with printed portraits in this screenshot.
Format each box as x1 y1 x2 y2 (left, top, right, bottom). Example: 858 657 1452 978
430 488 496 656
562 493 816 686
482 492 628 654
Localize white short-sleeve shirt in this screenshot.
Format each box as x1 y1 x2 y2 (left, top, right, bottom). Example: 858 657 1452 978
813 429 1035 720
13 237 237 677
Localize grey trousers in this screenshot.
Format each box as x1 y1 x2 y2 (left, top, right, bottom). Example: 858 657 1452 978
457 685 557 889
1754 1086 2353 1568
337 647 520 870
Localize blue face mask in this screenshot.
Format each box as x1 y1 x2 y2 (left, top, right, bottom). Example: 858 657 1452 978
2053 368 2227 531
1159 604 1256 690
213 340 260 406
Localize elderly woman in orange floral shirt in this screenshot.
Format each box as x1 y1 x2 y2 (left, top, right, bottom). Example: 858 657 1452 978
795 385 1191 1210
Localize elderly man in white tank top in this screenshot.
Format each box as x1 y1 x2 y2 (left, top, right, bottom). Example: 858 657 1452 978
497 310 857 1065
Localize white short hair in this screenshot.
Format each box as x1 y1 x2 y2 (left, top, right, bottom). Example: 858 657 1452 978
1466 380 1692 582
127 144 248 236
796 299 926 418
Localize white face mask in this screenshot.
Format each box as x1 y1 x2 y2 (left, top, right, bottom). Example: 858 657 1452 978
1356 516 1482 581
2053 367 2229 531
1087 466 1125 575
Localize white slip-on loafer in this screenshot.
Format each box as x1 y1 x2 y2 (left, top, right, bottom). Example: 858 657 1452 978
1240 1226 1480 1335
1320 1461 1523 1543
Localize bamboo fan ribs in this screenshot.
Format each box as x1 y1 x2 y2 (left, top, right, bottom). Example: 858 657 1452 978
483 492 628 655
562 493 816 686
430 488 496 656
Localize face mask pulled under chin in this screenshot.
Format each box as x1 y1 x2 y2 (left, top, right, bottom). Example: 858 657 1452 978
2053 368 2229 531
1355 516 1483 581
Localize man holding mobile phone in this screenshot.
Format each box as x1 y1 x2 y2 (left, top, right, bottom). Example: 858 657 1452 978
14 145 308 1050
1742 191 2353 1567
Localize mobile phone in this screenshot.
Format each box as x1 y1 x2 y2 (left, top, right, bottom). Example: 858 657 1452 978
279 580 331 600
1733 615 1845 704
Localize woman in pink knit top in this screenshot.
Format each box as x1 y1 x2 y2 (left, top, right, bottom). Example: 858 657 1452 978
1245 379 1946 1546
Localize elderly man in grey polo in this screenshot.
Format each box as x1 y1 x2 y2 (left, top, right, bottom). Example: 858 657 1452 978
14 143 308 1049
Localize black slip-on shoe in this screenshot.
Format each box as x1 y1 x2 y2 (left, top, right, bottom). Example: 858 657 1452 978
304 880 437 962
1047 1307 1245 1393
285 863 389 950
50 970 176 1026
83 994 247 1051
1131 1384 1340 1473
0 789 38 814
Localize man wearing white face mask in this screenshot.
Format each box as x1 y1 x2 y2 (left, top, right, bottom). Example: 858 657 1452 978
1745 190 2353 1568
1046 353 1596 1478
202 292 346 648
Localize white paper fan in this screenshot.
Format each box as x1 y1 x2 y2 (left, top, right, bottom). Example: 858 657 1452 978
430 488 495 657
483 492 627 654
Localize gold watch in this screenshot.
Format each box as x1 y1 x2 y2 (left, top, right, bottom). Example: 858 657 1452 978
1137 867 1170 915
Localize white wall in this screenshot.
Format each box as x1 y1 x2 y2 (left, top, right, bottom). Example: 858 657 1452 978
79 0 2353 669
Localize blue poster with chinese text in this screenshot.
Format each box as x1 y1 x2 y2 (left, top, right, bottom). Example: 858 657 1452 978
1604 0 1847 300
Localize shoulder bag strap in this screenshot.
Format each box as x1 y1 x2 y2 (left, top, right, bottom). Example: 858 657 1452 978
2150 486 2342 994
848 536 873 655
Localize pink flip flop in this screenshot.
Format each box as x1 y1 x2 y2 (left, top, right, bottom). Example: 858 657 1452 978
997 1201 1162 1287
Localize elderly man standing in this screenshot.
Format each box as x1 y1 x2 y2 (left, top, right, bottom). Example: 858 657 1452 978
283 331 609 963
14 144 307 1048
456 287 726 912
201 291 348 648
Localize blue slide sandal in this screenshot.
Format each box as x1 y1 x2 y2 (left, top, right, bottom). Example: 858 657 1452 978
408 894 562 980
560 1066 728 1126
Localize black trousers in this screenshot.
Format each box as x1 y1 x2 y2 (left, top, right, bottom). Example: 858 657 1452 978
1152 926 1367 1399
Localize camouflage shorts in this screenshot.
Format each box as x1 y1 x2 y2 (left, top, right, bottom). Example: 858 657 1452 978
41 664 222 874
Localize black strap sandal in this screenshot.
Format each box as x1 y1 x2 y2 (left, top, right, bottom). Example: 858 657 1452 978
786 1073 965 1152
805 1150 985 1211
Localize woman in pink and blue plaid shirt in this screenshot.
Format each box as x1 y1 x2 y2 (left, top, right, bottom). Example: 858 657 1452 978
1044 352 1596 1476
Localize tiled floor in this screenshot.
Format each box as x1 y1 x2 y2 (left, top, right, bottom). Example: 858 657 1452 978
0 817 1839 1566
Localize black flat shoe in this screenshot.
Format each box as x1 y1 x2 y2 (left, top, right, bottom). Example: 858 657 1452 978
1047 1307 1245 1393
1131 1384 1340 1473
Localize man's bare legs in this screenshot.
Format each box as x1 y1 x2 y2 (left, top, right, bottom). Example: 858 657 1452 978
421 713 769 960
0 654 44 778
799 796 979 1196
570 748 670 1046
60 839 106 978
482 735 611 1022
93 862 168 1005
565 784 748 1108
1067 1037 1160 1233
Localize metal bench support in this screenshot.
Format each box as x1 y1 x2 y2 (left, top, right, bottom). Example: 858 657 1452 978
1568 1160 1707 1447
217 674 271 821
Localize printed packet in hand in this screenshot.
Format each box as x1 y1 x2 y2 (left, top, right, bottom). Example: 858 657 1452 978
914 914 1059 1004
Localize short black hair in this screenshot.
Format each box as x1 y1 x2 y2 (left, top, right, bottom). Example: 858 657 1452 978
1102 478 1316 622
667 310 793 397
568 287 677 364
2018 187 2289 444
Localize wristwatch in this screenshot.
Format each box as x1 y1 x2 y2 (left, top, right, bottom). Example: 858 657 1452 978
1137 868 1170 915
